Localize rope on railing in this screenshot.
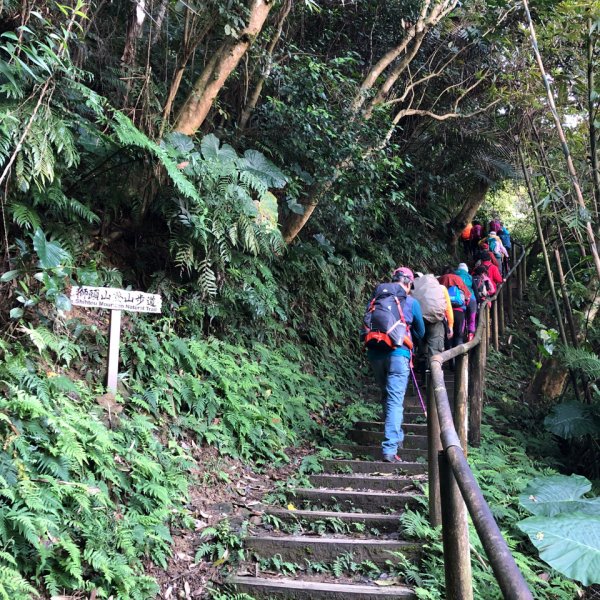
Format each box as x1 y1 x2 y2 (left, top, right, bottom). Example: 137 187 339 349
427 242 534 600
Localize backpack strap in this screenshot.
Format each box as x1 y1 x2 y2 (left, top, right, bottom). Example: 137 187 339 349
389 296 413 352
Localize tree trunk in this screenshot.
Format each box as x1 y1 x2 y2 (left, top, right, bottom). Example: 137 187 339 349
526 358 568 404
239 0 292 131
152 0 169 46
121 0 146 67
280 156 353 243
173 0 273 136
447 180 489 251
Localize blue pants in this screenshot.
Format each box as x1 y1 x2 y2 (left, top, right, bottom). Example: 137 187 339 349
369 353 411 457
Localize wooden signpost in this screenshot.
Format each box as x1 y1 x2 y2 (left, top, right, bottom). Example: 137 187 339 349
70 286 162 392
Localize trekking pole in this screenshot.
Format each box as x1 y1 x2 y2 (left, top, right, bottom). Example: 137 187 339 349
410 365 427 418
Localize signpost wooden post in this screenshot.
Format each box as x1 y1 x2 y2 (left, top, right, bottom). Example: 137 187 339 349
70 286 162 392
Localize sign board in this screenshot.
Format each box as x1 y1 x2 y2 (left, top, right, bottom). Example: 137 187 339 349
71 286 162 313
70 286 162 392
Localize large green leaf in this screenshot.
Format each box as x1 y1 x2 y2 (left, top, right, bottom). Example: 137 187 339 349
240 149 287 188
544 402 600 439
32 229 70 269
518 513 600 585
200 133 237 163
519 474 600 516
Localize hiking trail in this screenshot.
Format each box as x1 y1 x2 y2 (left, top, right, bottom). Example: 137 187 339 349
229 375 451 599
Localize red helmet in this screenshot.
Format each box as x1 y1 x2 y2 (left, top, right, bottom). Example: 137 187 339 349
392 266 414 283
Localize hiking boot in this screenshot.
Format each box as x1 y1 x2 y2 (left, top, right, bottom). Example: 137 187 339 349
382 454 403 463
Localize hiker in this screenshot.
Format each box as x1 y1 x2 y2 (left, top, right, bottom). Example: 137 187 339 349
412 272 454 373
488 216 502 233
470 220 484 255
455 263 477 342
472 265 496 301
498 223 512 274
487 231 509 277
460 222 473 257
438 266 472 347
361 267 425 463
478 251 503 288
476 242 500 270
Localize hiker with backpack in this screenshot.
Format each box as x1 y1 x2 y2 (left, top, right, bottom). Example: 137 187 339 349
361 267 425 463
411 272 454 373
472 265 496 301
470 220 484 256
487 231 509 276
438 266 472 347
498 223 512 275
476 242 500 270
478 251 503 288
460 222 473 257
455 263 477 342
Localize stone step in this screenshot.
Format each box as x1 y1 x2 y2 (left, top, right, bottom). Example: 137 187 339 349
263 507 402 533
230 576 416 599
354 422 427 435
245 535 421 566
290 487 419 512
348 430 428 449
333 444 427 461
309 474 417 492
321 459 426 476
356 412 427 425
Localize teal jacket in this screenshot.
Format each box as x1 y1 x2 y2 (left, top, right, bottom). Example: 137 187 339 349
455 269 474 295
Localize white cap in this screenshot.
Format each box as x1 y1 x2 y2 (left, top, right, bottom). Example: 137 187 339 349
457 263 469 272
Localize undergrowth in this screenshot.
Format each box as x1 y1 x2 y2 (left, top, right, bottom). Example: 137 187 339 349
0 309 359 597
398 418 582 599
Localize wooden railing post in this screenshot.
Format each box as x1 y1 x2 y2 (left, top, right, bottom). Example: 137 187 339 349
492 299 499 350
521 250 527 295
485 303 491 353
517 247 524 301
454 352 468 453
468 330 484 447
439 451 473 600
507 271 514 324
498 286 505 335
427 371 442 527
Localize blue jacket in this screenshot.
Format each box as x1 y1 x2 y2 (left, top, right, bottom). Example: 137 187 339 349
499 227 511 249
455 269 474 295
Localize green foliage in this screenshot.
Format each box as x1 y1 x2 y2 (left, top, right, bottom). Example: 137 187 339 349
258 554 300 576
544 402 600 439
195 520 247 566
517 475 600 585
160 132 286 298
0 345 190 598
519 474 600 517
383 423 583 599
121 317 343 462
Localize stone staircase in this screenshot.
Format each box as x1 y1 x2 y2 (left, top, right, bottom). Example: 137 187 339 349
230 376 452 599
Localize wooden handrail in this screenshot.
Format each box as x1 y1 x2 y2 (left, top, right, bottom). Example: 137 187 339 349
427 242 534 599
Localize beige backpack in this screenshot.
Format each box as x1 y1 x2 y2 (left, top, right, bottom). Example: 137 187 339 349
411 275 447 323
